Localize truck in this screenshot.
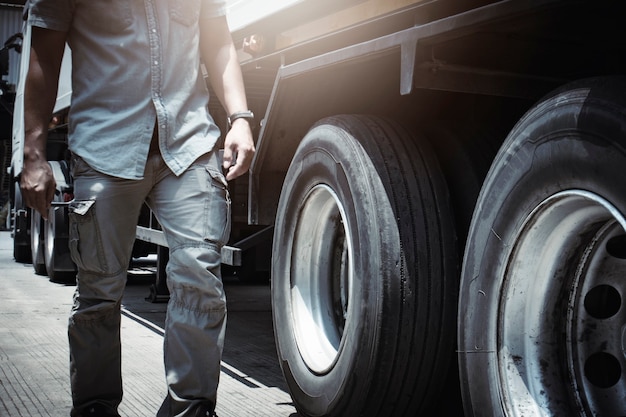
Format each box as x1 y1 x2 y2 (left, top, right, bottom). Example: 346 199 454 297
8 0 626 416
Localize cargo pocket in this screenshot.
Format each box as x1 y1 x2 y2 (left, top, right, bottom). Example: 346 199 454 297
68 200 108 274
204 167 231 246
169 0 201 26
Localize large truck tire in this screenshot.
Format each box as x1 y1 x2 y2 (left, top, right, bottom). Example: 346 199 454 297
12 182 31 263
272 114 458 416
421 122 500 415
30 209 47 276
459 77 626 417
424 122 500 243
44 198 76 283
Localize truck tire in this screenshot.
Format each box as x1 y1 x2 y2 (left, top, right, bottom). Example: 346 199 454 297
421 122 500 415
44 199 76 282
272 114 458 416
424 122 500 243
30 209 47 276
459 77 626 417
12 182 31 263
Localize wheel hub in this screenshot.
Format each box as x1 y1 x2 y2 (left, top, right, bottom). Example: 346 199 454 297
499 190 626 416
290 184 353 374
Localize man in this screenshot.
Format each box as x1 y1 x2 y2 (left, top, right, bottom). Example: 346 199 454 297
20 1 255 416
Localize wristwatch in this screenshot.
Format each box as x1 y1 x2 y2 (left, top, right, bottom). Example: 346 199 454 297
227 110 255 128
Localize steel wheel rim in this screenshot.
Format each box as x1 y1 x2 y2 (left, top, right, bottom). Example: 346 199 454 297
290 184 353 374
45 208 55 267
499 190 626 416
31 210 41 260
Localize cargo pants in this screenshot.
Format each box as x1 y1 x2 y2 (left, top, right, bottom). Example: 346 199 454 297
67 151 229 417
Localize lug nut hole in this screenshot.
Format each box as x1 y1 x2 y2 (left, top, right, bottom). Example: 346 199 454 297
585 352 621 388
584 285 621 319
606 234 626 259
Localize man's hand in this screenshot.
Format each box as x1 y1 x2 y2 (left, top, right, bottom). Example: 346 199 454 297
20 157 56 219
200 15 255 180
222 119 255 181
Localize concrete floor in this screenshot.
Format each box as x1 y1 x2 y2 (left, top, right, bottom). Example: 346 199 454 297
0 231 298 417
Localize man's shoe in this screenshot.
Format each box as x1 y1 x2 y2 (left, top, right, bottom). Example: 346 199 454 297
77 403 121 417
193 402 218 417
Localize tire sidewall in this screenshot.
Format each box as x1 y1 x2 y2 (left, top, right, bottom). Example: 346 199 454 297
272 124 396 415
459 78 626 415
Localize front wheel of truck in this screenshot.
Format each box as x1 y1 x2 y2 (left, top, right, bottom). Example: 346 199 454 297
459 76 626 417
272 114 458 416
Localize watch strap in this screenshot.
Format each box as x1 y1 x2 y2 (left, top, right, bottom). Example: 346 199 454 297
227 110 255 127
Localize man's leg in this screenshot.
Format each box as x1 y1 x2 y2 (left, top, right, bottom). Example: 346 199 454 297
68 155 149 416
149 151 229 417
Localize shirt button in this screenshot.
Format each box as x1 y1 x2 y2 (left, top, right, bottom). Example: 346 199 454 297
154 61 159 65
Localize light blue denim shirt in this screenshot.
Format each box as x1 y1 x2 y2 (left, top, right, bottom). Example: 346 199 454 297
28 0 226 179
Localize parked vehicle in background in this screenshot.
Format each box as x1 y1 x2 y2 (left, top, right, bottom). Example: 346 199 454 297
9 22 157 282
9 0 626 415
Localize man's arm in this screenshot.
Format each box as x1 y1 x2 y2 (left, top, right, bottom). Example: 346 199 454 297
200 15 255 181
21 27 67 218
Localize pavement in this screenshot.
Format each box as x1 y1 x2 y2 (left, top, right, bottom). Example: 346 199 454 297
0 231 299 417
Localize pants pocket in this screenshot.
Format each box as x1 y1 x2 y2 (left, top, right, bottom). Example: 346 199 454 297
204 167 231 245
68 200 108 274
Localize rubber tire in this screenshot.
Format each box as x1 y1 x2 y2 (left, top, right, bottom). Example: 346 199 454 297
421 121 501 416
459 76 626 417
12 182 32 263
424 121 500 243
30 209 47 276
272 115 458 417
44 198 77 283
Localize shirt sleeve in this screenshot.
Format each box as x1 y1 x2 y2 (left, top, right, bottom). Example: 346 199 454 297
28 0 74 32
201 0 227 19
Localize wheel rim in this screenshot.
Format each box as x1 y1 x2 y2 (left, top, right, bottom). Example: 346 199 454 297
31 210 42 261
44 207 55 270
499 190 626 416
290 184 353 374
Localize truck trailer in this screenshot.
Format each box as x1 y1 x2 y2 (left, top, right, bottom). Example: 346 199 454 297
9 0 626 416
